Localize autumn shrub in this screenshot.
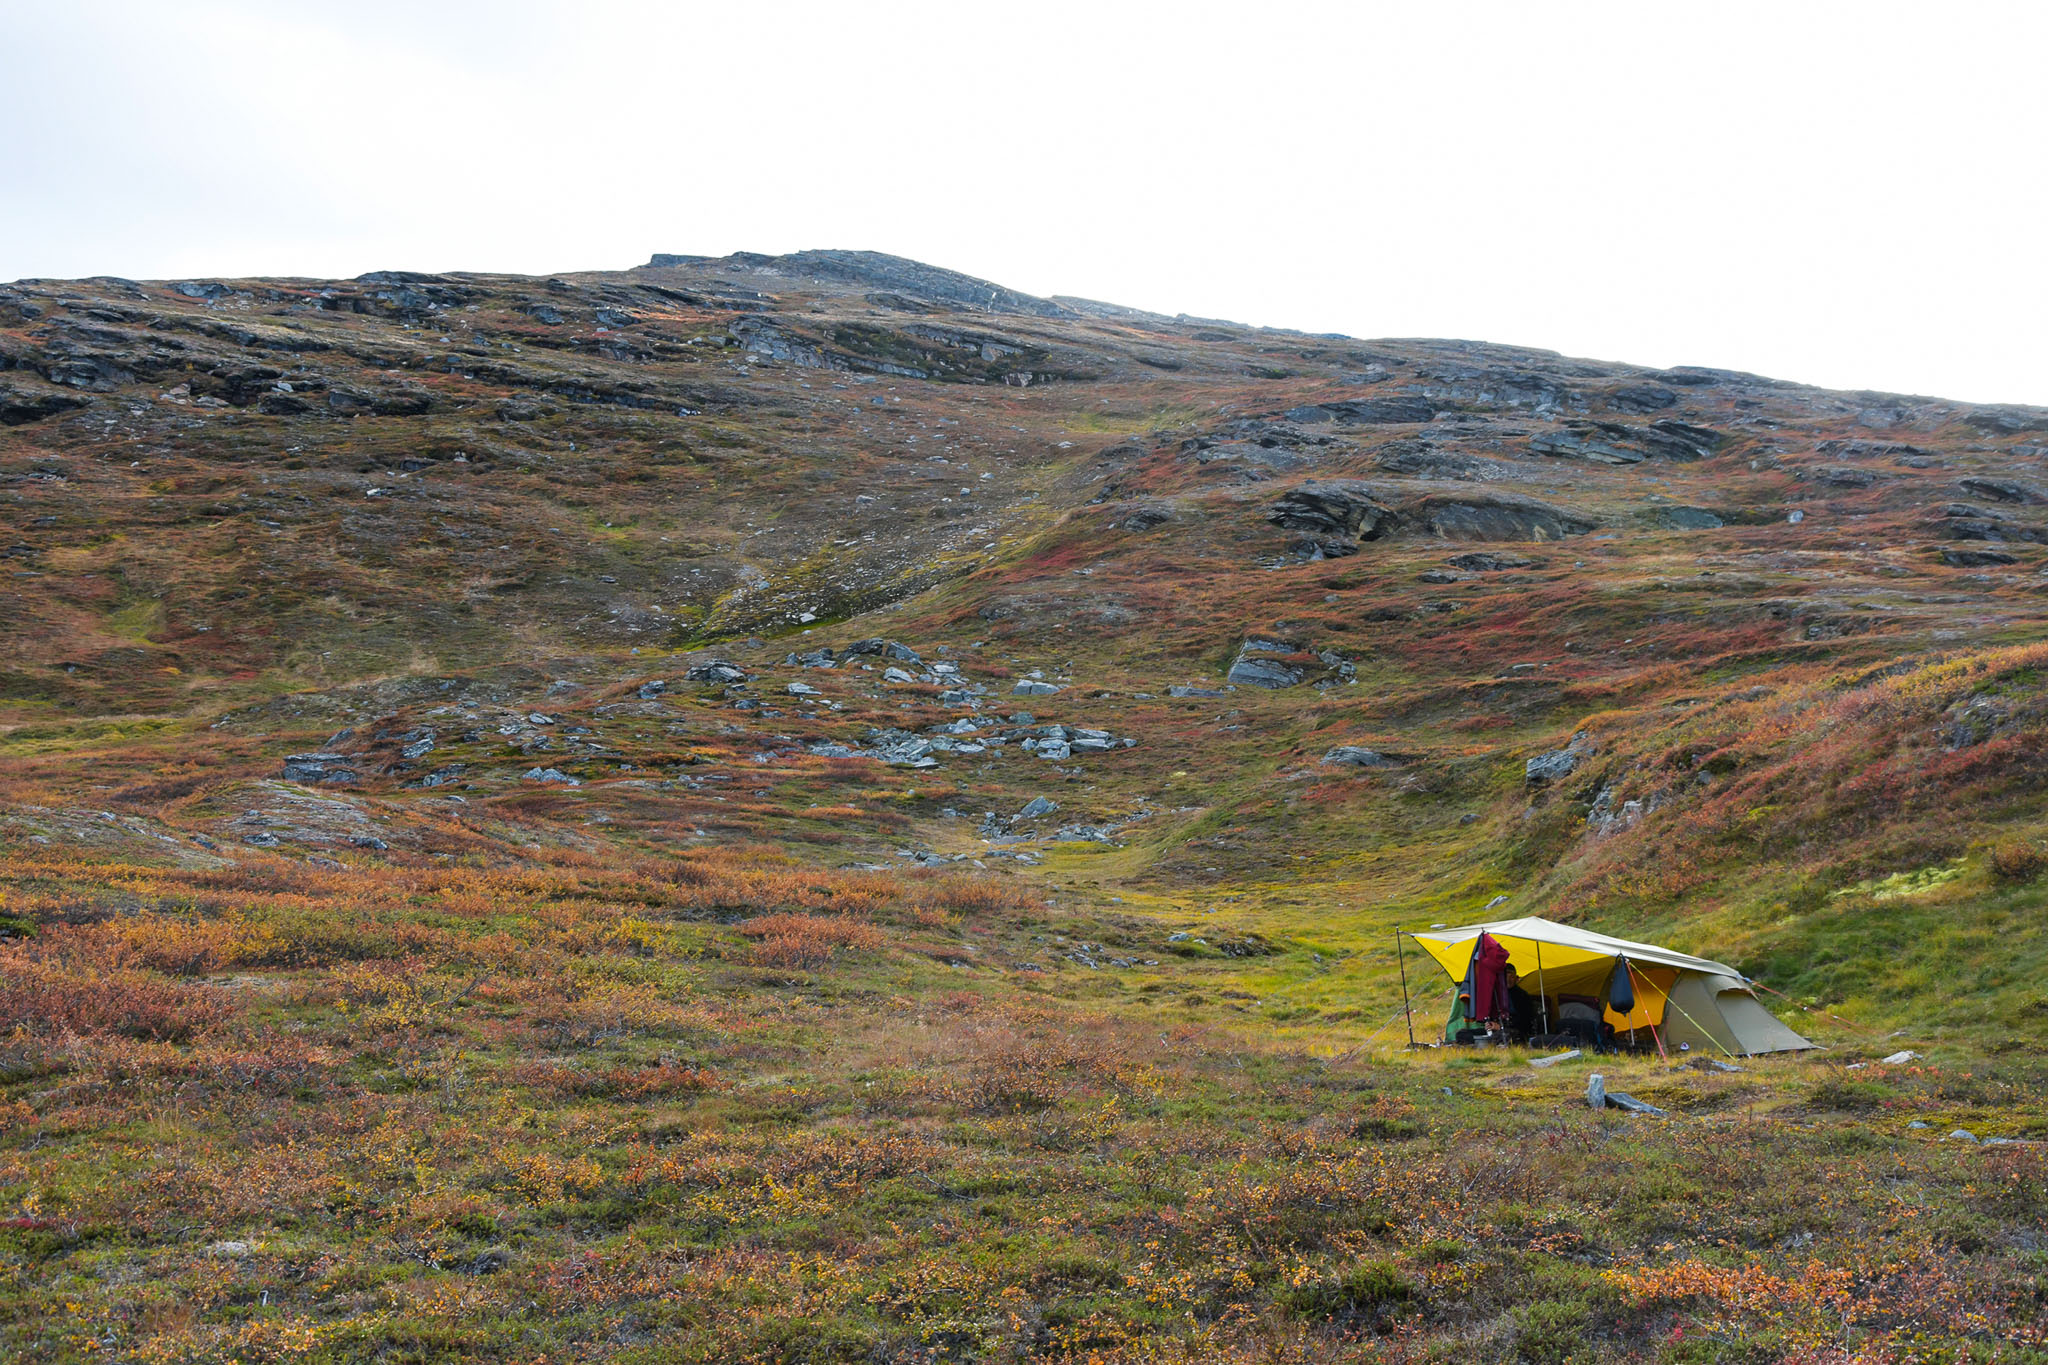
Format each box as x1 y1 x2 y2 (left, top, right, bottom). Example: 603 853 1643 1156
739 913 884 968
1275 1259 1410 1322
0 959 232 1042
36 912 283 975
1989 839 2047 882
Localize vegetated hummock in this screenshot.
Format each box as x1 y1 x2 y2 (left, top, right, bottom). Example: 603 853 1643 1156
0 250 2044 1362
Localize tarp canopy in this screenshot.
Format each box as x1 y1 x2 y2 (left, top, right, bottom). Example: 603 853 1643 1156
1409 916 1817 1055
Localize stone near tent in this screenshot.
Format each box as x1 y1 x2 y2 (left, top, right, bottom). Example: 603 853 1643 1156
1604 1090 1669 1117
1881 1049 1919 1065
1586 1074 1607 1110
1529 1049 1580 1068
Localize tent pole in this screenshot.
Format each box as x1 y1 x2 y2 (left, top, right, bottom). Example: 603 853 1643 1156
1630 962 1668 1060
1395 930 1416 1048
1534 940 1550 1039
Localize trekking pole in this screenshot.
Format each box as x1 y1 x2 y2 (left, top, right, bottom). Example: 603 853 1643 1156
1535 940 1550 1039
1395 929 1416 1048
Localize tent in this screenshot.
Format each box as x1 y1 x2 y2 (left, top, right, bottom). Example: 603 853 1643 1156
1407 916 1816 1057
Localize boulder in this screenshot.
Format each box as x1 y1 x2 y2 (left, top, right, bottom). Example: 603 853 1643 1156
843 637 922 663
282 753 357 785
1407 492 1595 542
1374 440 1509 481
1168 685 1229 698
1447 551 1536 572
1323 746 1400 767
522 767 578 785
1227 638 1308 689
637 680 666 699
1659 506 1724 530
1959 477 2046 505
1608 383 1677 412
1017 796 1059 819
1265 481 1398 538
1640 419 1727 460
1013 679 1062 696
1940 547 2018 568
1526 732 1592 785
684 661 748 684
1287 396 1439 425
1227 656 1303 689
0 385 90 425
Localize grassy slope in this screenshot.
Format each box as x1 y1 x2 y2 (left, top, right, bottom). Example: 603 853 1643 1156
2 259 2046 1360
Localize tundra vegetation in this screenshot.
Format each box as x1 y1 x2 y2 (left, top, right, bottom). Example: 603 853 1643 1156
0 253 2044 1361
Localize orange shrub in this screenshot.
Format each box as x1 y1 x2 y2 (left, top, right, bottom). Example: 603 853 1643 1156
0 959 233 1042
1991 839 2047 882
738 913 884 967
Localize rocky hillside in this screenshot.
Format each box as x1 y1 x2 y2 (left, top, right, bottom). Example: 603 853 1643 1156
5 248 2048 1026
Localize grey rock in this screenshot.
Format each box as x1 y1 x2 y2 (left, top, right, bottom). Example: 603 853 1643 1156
843 637 922 663
1265 480 1398 539
1168 685 1229 698
1227 656 1303 689
1526 732 1592 785
1660 506 1725 530
1447 551 1536 572
684 660 748 684
1609 383 1677 412
1013 679 1062 696
1287 396 1440 425
882 666 916 683
1018 796 1059 818
1605 1090 1669 1117
638 680 666 699
522 767 577 785
1959 476 2046 505
281 753 358 785
786 682 822 696
1323 746 1400 767
1407 492 1595 542
1940 547 2017 568
1945 1129 1980 1143
1374 439 1510 481
1586 1073 1607 1110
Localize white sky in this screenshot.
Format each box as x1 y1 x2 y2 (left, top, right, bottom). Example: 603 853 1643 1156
5 0 2046 404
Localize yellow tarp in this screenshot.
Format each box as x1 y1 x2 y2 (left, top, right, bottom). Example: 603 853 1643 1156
1412 921 1684 1031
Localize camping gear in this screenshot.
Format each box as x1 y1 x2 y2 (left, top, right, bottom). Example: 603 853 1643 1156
1408 916 1816 1057
1462 931 1513 1026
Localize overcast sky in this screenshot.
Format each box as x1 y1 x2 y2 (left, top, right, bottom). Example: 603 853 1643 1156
5 1 2045 404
